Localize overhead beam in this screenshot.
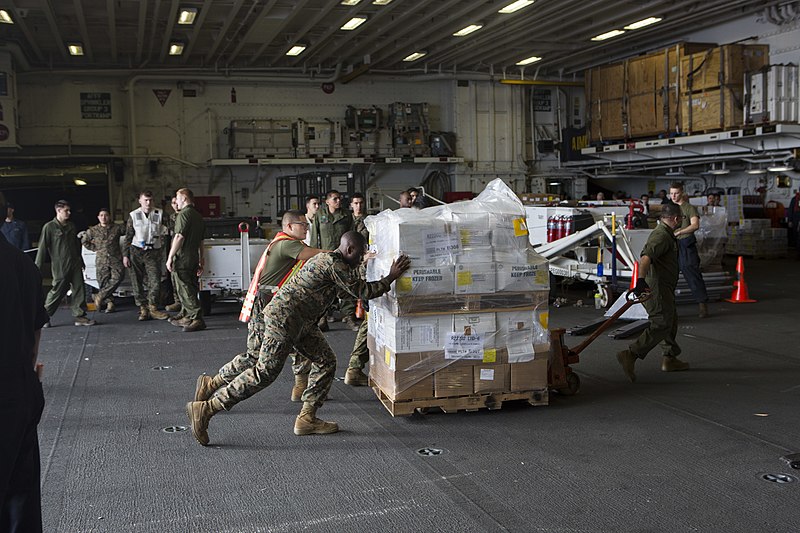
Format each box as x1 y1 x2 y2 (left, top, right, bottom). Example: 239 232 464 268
72 0 93 61
5 1 45 63
106 0 117 62
205 0 246 64
246 0 311 66
225 0 279 65
158 0 180 63
265 1 339 66
41 0 69 61
181 0 213 65
285 3 368 68
135 0 148 64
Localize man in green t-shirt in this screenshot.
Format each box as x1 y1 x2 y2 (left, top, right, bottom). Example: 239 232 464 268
193 210 327 403
669 182 709 318
166 188 206 332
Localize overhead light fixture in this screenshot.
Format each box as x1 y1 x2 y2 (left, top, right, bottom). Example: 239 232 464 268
74 178 88 186
746 163 766 175
548 182 560 186
624 17 662 30
67 43 84 56
768 161 792 172
341 16 367 30
168 42 185 56
177 7 198 25
453 24 483 37
403 51 427 62
708 162 729 175
0 9 13 24
591 29 625 41
498 0 535 14
286 44 307 56
340 0 362 5
372 0 393 4
665 167 685 176
516 55 542 66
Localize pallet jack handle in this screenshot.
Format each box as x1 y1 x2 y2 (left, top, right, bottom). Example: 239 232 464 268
569 290 651 356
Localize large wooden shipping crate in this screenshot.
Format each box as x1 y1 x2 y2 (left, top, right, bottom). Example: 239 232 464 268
682 86 745 132
587 63 626 142
681 44 770 93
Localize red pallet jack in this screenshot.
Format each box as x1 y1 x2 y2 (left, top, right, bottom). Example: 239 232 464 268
548 290 651 395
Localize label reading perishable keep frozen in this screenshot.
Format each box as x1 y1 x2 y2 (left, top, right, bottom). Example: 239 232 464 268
444 333 484 360
423 231 461 261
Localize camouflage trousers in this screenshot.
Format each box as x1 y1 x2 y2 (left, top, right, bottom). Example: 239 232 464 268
129 246 162 307
213 323 336 410
95 259 124 307
218 293 313 383
348 315 368 370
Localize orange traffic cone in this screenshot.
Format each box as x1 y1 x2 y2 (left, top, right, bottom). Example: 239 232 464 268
629 261 639 290
725 256 756 303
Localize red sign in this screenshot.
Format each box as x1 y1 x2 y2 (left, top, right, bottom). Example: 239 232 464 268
321 82 335 94
153 89 172 107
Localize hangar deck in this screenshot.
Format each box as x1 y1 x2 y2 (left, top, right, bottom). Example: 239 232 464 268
37 257 799 533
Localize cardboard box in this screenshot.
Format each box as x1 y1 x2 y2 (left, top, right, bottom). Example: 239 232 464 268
496 310 550 362
491 214 530 251
453 312 497 349
434 365 474 397
382 314 448 353
473 364 510 393
510 359 548 391
456 247 494 264
453 213 493 248
370 348 435 401
392 265 455 297
454 262 496 295
496 259 549 293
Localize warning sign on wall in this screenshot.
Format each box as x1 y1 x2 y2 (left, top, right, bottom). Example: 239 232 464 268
153 89 171 106
80 92 112 119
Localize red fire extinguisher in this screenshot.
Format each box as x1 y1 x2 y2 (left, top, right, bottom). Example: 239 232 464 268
355 299 365 319
547 215 556 243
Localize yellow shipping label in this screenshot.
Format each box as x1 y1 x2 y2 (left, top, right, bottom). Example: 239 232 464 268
483 348 497 363
513 217 529 236
457 271 473 286
538 311 549 329
384 347 391 366
460 229 470 246
396 277 413 293
535 269 548 285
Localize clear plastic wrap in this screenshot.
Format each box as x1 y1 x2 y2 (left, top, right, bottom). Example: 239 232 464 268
696 208 728 269
365 179 551 403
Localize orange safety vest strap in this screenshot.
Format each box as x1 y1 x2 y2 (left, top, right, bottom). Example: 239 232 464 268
239 232 299 323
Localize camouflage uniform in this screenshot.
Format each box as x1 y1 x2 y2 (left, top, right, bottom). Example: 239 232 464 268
352 215 368 241
123 212 165 308
82 222 125 308
311 207 356 319
213 251 392 409
348 217 370 370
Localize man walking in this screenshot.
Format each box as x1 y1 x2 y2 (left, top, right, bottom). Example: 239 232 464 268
186 232 410 445
193 210 327 403
302 195 320 246
2 202 31 251
124 191 169 321
82 208 125 313
0 192 49 532
35 200 95 327
166 188 206 332
616 203 690 382
669 182 709 318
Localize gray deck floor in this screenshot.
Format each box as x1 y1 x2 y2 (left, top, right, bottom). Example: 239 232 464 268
37 257 800 532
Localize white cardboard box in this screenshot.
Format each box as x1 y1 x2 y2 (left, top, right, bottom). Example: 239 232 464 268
453 312 497 349
383 315 449 353
392 265 455 297
496 259 549 292
454 263 496 295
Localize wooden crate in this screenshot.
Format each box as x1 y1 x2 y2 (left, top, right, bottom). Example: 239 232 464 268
587 63 625 142
682 86 744 132
682 44 770 92
371 380 549 417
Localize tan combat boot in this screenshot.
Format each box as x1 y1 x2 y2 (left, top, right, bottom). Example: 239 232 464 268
169 316 191 327
185 397 223 446
148 305 169 320
138 306 151 321
698 303 709 318
183 319 206 332
294 403 339 436
194 374 225 402
105 301 115 313
661 356 690 372
291 373 309 402
616 349 638 383
344 368 369 387
165 302 182 312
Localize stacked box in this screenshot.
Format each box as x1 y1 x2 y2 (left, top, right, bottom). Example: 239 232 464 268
365 179 550 404
726 220 788 257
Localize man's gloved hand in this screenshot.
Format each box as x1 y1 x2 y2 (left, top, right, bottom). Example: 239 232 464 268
633 278 650 296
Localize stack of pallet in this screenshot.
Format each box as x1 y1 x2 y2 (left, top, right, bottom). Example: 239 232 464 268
727 219 788 258
586 42 769 143
364 179 551 416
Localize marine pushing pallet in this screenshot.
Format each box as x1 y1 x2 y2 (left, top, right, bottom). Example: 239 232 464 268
371 380 549 417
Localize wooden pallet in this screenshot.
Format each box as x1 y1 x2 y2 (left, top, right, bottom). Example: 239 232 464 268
378 291 548 316
371 380 549 417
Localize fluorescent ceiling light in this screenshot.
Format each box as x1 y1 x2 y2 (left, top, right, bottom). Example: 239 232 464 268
516 55 542 66
67 43 84 56
340 0 362 5
74 178 88 186
665 168 685 176
341 17 367 30
372 0 393 4
177 7 198 25
499 0 535 14
746 167 766 175
286 45 307 56
591 29 625 41
624 17 662 30
708 163 729 175
403 51 427 62
169 42 185 56
453 24 483 37
0 9 13 24
768 163 792 172
548 182 560 186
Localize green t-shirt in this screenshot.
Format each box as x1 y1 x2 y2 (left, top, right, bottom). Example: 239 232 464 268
174 205 205 269
677 201 699 239
259 238 306 287
640 222 679 289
